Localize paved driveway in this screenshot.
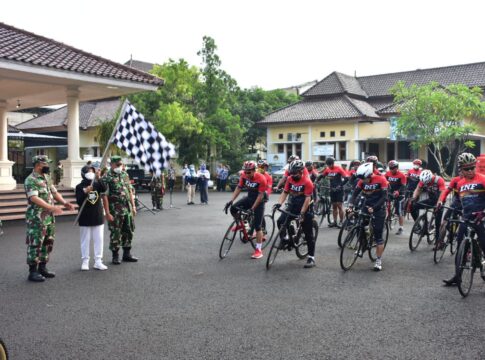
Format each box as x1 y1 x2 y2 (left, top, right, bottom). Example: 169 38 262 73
1 192 484 359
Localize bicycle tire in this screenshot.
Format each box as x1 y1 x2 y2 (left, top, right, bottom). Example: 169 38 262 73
409 214 426 251
317 202 326 226
337 218 348 249
0 338 8 360
326 200 335 225
426 213 436 245
449 222 458 255
266 226 285 270
219 220 238 259
296 219 318 259
433 223 448 264
387 203 398 231
261 214 275 250
368 222 389 262
340 227 361 271
457 238 475 297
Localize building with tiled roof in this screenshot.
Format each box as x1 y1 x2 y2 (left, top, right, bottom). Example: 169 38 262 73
258 62 485 168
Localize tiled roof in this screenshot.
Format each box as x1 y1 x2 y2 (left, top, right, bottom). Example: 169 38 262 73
303 72 367 98
124 59 156 73
16 98 121 130
0 23 163 86
258 95 381 125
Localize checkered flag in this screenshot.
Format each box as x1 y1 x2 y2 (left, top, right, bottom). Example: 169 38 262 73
113 101 175 176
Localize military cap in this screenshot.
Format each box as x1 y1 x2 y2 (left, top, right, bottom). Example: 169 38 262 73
32 155 52 165
110 155 122 163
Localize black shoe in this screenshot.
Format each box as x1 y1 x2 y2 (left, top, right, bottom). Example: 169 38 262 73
38 262 55 278
28 264 45 282
112 250 121 265
328 222 336 228
443 275 458 286
122 248 138 262
304 258 316 268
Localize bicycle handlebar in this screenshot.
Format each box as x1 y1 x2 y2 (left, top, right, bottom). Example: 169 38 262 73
276 207 300 218
415 202 436 209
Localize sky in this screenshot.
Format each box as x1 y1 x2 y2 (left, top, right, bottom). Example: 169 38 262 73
3 0 485 90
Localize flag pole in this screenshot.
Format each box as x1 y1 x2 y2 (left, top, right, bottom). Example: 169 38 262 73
73 99 130 225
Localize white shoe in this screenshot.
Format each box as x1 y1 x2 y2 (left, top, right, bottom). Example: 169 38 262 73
93 261 108 271
81 260 89 271
374 258 382 271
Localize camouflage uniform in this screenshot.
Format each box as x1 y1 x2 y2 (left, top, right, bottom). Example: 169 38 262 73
24 170 57 265
102 168 135 252
149 176 163 209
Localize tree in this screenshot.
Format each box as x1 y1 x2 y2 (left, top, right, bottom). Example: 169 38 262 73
390 81 485 177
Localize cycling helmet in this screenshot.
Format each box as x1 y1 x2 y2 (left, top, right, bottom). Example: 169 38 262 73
457 153 476 167
305 160 313 168
350 159 361 167
356 162 374 179
287 155 299 163
288 160 305 175
366 155 378 164
325 157 335 166
257 159 268 168
412 159 422 166
388 160 399 169
242 161 256 171
419 169 433 184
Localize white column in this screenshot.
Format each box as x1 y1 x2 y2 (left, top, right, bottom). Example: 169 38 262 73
59 87 85 188
0 100 16 190
308 125 312 160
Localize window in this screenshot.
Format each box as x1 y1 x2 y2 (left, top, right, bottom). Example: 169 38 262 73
330 131 335 137
278 133 283 139
296 133 301 139
339 142 346 160
397 141 411 159
340 130 346 137
320 131 325 137
277 144 284 153
295 143 302 159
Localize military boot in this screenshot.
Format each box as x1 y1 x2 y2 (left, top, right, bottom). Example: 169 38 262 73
112 250 121 265
28 264 45 282
122 247 138 262
38 262 55 278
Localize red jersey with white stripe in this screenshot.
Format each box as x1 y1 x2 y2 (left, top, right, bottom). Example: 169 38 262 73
284 175 314 209
385 170 407 193
238 172 267 199
356 175 388 207
406 168 422 191
321 166 348 188
456 173 485 216
439 176 462 203
262 172 273 195
418 176 445 200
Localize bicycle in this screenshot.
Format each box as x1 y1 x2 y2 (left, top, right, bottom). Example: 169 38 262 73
386 194 399 231
433 205 461 264
314 185 334 226
337 195 365 248
340 209 389 271
408 202 436 252
266 208 319 270
219 206 275 259
454 212 485 297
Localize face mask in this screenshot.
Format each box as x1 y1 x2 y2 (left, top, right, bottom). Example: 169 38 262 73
85 172 95 181
292 174 301 181
113 167 122 174
413 165 419 170
41 166 50 174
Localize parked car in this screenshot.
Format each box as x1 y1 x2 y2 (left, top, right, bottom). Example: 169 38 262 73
125 163 151 190
228 170 243 191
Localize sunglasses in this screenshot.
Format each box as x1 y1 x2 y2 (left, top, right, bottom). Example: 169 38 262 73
244 171 253 175
462 167 475 172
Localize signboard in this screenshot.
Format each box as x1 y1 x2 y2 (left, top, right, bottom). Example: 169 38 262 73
389 117 397 141
267 153 286 166
313 144 335 156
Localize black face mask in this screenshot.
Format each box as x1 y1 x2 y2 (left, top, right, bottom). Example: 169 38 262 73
41 166 50 174
292 174 301 181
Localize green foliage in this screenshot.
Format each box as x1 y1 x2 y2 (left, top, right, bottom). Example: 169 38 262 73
390 81 485 177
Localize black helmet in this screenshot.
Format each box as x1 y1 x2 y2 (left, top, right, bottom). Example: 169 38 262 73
287 155 299 163
325 157 335 166
305 160 313 167
366 155 378 164
289 160 305 175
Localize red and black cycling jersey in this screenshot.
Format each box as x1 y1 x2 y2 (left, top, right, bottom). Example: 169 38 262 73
353 174 388 210
321 165 348 189
385 170 407 194
308 169 319 183
439 175 462 203
456 173 485 216
417 176 445 201
238 172 267 199
406 168 422 192
284 167 310 178
262 172 273 196
284 175 314 210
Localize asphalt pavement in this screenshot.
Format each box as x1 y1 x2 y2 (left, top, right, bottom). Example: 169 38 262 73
1 191 485 359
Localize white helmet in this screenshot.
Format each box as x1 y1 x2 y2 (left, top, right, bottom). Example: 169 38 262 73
356 162 374 179
419 170 433 184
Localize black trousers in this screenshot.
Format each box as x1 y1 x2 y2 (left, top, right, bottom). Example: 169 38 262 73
277 206 315 257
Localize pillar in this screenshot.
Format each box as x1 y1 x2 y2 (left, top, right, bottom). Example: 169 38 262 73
0 100 17 190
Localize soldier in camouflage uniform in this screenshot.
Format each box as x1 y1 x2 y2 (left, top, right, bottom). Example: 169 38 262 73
101 156 138 264
24 155 75 282
149 172 164 210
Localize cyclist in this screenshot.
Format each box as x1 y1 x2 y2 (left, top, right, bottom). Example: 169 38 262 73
274 155 308 191
349 162 389 271
385 160 407 235
318 157 348 227
257 159 273 197
443 153 485 286
410 169 445 238
305 160 319 201
366 155 383 175
224 161 267 259
406 159 423 202
273 160 316 268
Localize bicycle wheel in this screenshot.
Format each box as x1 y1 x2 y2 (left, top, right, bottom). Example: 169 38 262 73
337 218 348 249
387 204 398 231
219 220 238 259
426 213 436 244
326 200 335 225
314 200 323 216
340 227 361 271
296 219 318 259
317 202 326 226
457 238 475 297
266 226 285 270
409 214 426 251
369 222 390 261
433 223 448 264
449 222 458 255
0 338 7 360
261 214 275 250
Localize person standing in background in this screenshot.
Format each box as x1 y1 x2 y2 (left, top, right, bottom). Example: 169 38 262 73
220 165 229 192
185 164 197 205
182 164 189 191
197 164 210 205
